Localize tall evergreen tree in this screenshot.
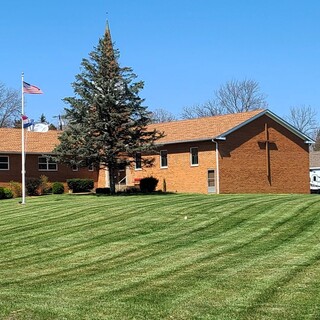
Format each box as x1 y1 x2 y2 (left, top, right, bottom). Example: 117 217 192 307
39 113 47 123
54 23 163 194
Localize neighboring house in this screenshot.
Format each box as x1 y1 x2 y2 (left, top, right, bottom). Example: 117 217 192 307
309 151 320 193
0 128 99 189
0 109 313 194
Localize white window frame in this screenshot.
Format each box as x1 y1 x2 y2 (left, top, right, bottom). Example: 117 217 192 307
38 156 58 171
135 152 142 170
0 155 9 170
190 147 199 166
160 150 168 168
72 164 79 172
88 164 94 171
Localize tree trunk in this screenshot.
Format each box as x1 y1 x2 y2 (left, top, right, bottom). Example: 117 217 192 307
109 166 116 195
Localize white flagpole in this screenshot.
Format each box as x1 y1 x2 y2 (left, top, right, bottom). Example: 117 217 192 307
21 72 26 205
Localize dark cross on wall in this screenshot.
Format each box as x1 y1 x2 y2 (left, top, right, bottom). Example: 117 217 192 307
258 123 277 185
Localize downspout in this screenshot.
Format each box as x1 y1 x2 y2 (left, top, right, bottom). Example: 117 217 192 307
212 139 220 194
212 137 226 195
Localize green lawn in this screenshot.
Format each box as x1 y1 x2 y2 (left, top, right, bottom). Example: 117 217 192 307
0 193 320 320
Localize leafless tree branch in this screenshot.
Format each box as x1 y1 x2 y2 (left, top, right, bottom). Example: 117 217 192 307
0 82 21 127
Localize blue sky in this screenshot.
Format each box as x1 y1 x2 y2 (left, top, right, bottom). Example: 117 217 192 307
1 0 319 126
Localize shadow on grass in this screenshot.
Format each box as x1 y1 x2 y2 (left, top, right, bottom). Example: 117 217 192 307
95 191 177 197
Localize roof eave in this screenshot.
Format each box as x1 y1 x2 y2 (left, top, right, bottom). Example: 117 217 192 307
155 137 213 145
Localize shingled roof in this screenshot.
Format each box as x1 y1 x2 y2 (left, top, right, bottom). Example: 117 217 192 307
0 109 313 154
149 109 313 145
149 109 264 144
0 128 60 154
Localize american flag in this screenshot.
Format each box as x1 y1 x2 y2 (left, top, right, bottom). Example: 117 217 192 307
23 81 43 94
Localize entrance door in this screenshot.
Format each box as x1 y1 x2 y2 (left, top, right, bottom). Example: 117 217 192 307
208 169 216 193
115 164 127 185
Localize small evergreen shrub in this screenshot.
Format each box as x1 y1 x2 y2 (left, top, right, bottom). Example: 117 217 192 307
0 187 5 199
67 179 94 193
96 187 111 195
52 182 65 194
3 188 13 199
140 176 159 193
9 181 22 198
0 187 14 200
26 178 41 196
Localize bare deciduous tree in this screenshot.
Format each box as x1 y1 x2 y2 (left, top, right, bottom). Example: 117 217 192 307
313 128 320 151
181 101 225 119
0 82 21 127
215 79 268 113
181 79 268 119
285 105 318 137
151 108 177 123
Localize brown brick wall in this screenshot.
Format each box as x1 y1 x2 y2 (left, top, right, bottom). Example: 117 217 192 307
219 115 310 194
0 153 99 188
130 141 216 194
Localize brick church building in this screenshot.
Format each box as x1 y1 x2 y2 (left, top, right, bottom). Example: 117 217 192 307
0 109 313 194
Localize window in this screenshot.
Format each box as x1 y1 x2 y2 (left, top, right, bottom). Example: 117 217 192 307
135 152 142 170
0 156 9 170
190 147 198 166
72 164 78 171
160 150 168 168
88 164 94 171
38 156 57 171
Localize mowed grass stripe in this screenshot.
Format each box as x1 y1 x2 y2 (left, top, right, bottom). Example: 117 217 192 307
0 195 290 276
0 194 314 276
0 194 319 319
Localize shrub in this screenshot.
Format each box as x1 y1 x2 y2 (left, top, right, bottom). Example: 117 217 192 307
9 181 22 198
67 179 94 193
0 187 14 200
26 178 41 196
140 176 159 193
96 187 110 195
4 188 13 199
39 175 52 194
124 187 140 194
52 182 65 194
0 187 5 199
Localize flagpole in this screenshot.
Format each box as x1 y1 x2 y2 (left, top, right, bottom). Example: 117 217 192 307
21 72 26 205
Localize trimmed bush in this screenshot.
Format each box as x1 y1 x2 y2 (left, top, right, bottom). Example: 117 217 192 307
0 187 14 200
0 187 5 199
26 178 41 196
52 182 65 194
9 181 22 198
67 179 94 193
96 187 111 195
140 176 159 193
